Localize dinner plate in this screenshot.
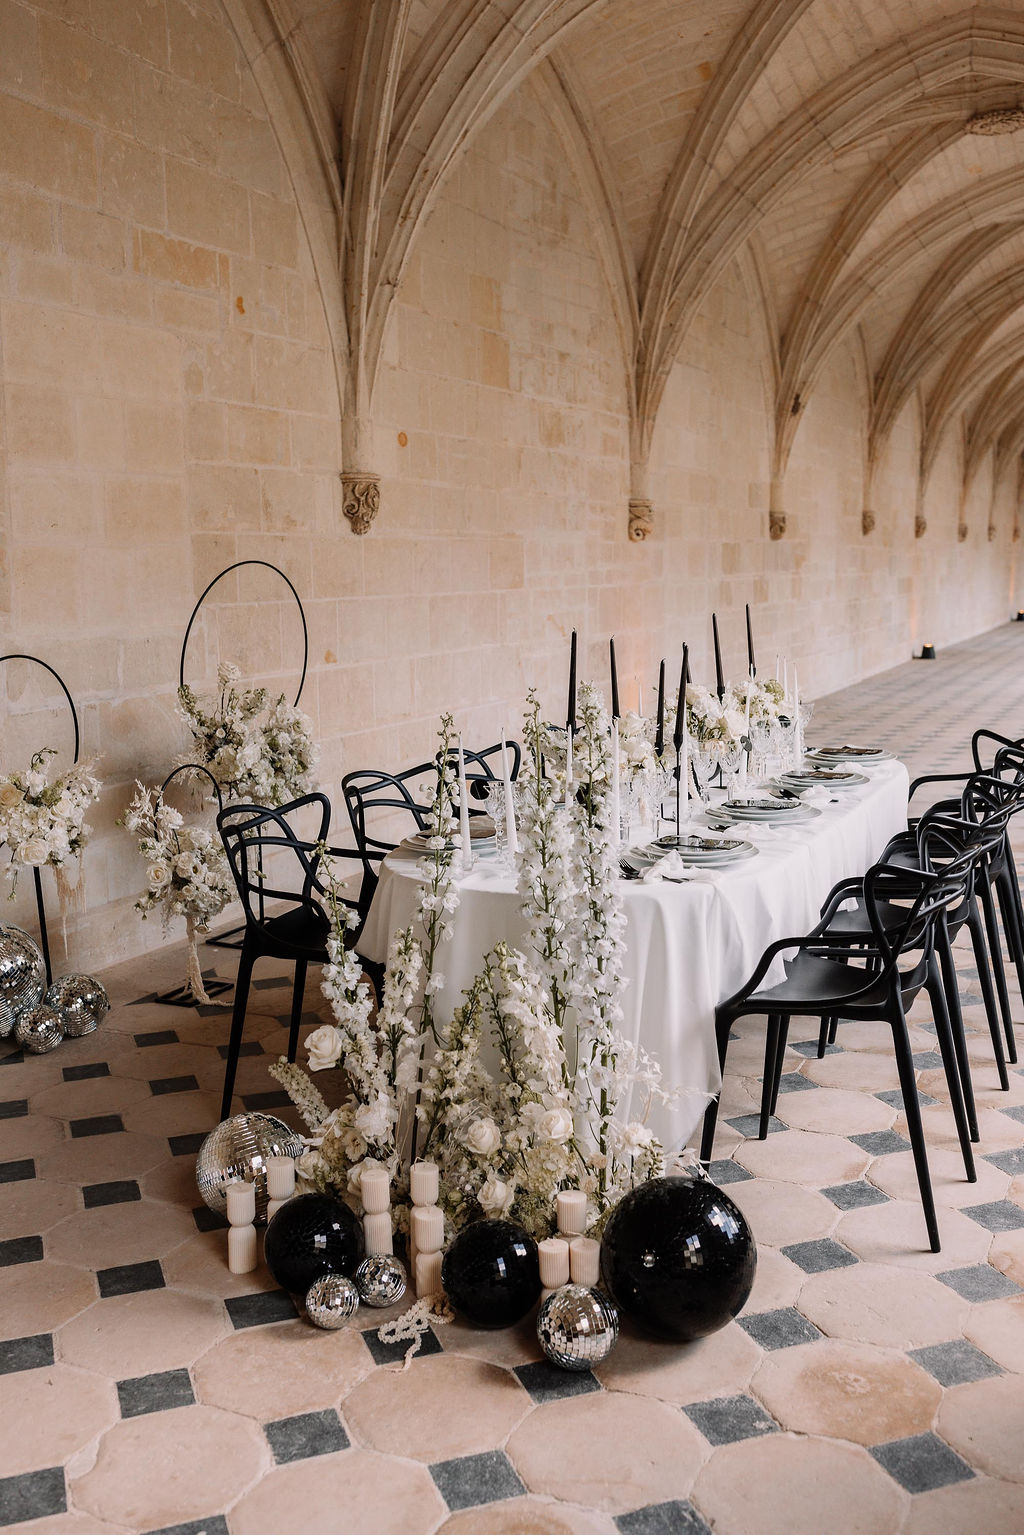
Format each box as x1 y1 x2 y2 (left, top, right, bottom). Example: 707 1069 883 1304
778 769 868 791
807 744 893 763
721 796 806 816
713 802 822 827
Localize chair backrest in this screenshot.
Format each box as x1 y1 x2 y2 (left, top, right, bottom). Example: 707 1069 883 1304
862 857 971 974
442 739 521 804
972 728 1024 772
342 762 437 874
218 792 331 932
960 770 1024 834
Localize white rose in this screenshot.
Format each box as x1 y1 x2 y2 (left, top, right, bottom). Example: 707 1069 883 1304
174 852 201 879
478 1176 513 1217
535 1106 574 1144
147 861 171 890
19 836 49 866
305 1024 344 1072
0 783 24 811
353 1092 394 1143
462 1117 501 1157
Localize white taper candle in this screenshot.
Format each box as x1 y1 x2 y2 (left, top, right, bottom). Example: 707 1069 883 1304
457 734 473 872
500 729 519 856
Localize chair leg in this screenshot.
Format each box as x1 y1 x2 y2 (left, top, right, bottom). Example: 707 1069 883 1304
925 955 976 1182
768 1014 791 1116
936 920 978 1142
700 1008 735 1164
759 1014 781 1138
816 1016 831 1057
220 946 256 1121
887 997 941 1253
968 900 1011 1090
995 869 1023 1064
827 1015 839 1044
287 959 308 1064
979 877 1016 1063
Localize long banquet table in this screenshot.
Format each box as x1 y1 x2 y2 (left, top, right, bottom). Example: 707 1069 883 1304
357 760 910 1152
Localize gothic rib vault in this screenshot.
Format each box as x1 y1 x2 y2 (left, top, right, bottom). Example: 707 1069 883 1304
220 0 1024 542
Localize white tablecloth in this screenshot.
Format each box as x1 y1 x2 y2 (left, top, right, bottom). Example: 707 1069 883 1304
358 761 910 1152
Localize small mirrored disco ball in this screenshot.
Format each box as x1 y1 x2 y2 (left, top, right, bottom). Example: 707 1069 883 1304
354 1255 407 1308
305 1273 360 1330
46 974 109 1037
13 1004 64 1054
195 1113 304 1225
537 1284 619 1371
0 925 46 1038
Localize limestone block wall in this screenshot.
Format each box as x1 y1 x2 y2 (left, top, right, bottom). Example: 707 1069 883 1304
0 2 1018 971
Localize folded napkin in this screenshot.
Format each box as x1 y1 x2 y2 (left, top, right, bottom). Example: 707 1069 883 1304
642 851 720 884
799 787 832 807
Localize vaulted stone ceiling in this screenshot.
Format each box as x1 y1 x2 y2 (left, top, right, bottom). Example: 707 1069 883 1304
224 0 1024 537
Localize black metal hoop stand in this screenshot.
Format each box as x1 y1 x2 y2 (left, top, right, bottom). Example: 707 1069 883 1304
0 654 82 988
178 561 309 953
151 764 233 1008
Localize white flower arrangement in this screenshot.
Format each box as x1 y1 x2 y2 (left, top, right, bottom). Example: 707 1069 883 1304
0 748 100 907
121 782 234 1001
178 662 318 807
271 690 667 1243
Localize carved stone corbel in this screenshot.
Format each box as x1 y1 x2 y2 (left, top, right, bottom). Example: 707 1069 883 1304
628 498 654 541
769 477 786 540
915 515 927 539
1014 524 1020 543
957 521 968 543
769 510 786 540
861 508 876 536
988 523 996 542
340 473 380 535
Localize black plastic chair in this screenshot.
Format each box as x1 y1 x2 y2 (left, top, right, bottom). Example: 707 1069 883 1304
341 762 438 922
442 739 522 805
700 859 975 1253
217 793 351 1119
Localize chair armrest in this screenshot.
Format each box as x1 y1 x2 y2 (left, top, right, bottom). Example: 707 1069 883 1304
972 729 1021 770
908 770 971 800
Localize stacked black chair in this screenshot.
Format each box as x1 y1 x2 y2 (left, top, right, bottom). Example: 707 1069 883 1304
341 762 438 922
442 739 522 805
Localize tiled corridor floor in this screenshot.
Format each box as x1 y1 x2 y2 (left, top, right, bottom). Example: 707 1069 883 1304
3 627 1024 1534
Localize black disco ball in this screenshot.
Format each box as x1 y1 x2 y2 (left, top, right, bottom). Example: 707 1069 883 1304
600 1174 756 1342
441 1218 541 1328
263 1192 364 1295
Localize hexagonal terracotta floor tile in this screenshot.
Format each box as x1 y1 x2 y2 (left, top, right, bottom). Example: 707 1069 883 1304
775 1086 896 1137
797 1262 968 1349
229 1447 445 1535
963 1294 1024 1372
734 1131 870 1188
902 1474 1024 1535
29 1075 151 1122
867 1147 1010 1209
58 1287 229 1377
342 1354 531 1462
801 1053 901 1094
725 1178 839 1248
742 1246 806 1314
46 1200 195 1271
751 1338 940 1446
0 1260 96 1341
161 1231 282 1299
39 1130 167 1186
594 1319 760 1405
835 1199 993 1272
0 1176 78 1230
438 1499 617 1534
0 1363 118 1476
937 1373 1024 1482
194 1318 373 1417
506 1390 707 1514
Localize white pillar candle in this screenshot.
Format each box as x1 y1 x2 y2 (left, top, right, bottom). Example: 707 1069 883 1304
783 657 789 707
793 666 803 768
569 1236 601 1288
500 729 519 856
411 1204 444 1253
555 1189 587 1236
457 734 473 872
266 1197 290 1223
564 725 573 809
225 1180 256 1226
363 1211 394 1256
227 1223 258 1274
266 1156 296 1202
636 677 643 717
611 723 621 847
415 1248 443 1299
410 1161 439 1206
775 653 780 683
360 1166 391 1214
538 1236 570 1289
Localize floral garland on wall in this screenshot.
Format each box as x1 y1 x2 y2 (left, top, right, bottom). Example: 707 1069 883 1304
178 662 318 806
271 683 668 1242
0 748 101 919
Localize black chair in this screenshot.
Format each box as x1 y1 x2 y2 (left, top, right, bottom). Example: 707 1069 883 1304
342 761 438 921
442 739 522 805
216 793 353 1119
700 858 975 1253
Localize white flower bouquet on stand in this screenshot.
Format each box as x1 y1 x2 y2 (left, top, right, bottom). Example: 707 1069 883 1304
0 748 101 920
178 662 318 807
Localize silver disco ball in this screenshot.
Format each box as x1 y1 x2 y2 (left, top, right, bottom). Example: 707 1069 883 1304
13 1004 64 1055
354 1254 407 1308
195 1113 304 1226
46 974 109 1037
0 925 45 1038
306 1273 360 1330
537 1284 619 1371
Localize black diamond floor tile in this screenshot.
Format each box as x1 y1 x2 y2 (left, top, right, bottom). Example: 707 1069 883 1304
241 1090 292 1111
0 1466 66 1524
0 1236 43 1268
875 1088 936 1109
615 1501 712 1535
83 1180 142 1209
0 1100 28 1119
850 1130 913 1157
0 1333 54 1375
97 1260 165 1298
781 1238 859 1274
935 1264 1023 1302
62 1061 110 1082
983 1146 1024 1177
264 1409 349 1464
1000 1103 1024 1126
252 975 289 990
821 1180 890 1210
775 1072 817 1093
0 1159 35 1184
908 1339 1004 1387
0 1050 24 1066
789 1039 841 1057
134 1029 179 1046
150 1075 200 1096
117 1368 195 1418
725 1113 787 1137
683 1393 778 1446
870 1432 974 1494
193 1205 229 1233
737 1308 822 1350
707 1160 753 1186
69 1114 125 1138
911 1051 947 1072
962 1200 1024 1233
217 1040 263 1059
360 1322 443 1365
429 1449 525 1512
169 1133 207 1157
225 1291 299 1330
514 1360 600 1404
146 1519 230 1535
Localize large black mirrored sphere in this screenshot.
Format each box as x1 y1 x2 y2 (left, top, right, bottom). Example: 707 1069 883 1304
264 1192 364 1294
442 1219 541 1328
600 1175 756 1342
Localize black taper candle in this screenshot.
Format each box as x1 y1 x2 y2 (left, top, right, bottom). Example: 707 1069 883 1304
654 659 666 756
672 645 688 754
567 629 577 732
685 648 691 685
609 636 620 720
745 603 756 677
712 613 724 701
